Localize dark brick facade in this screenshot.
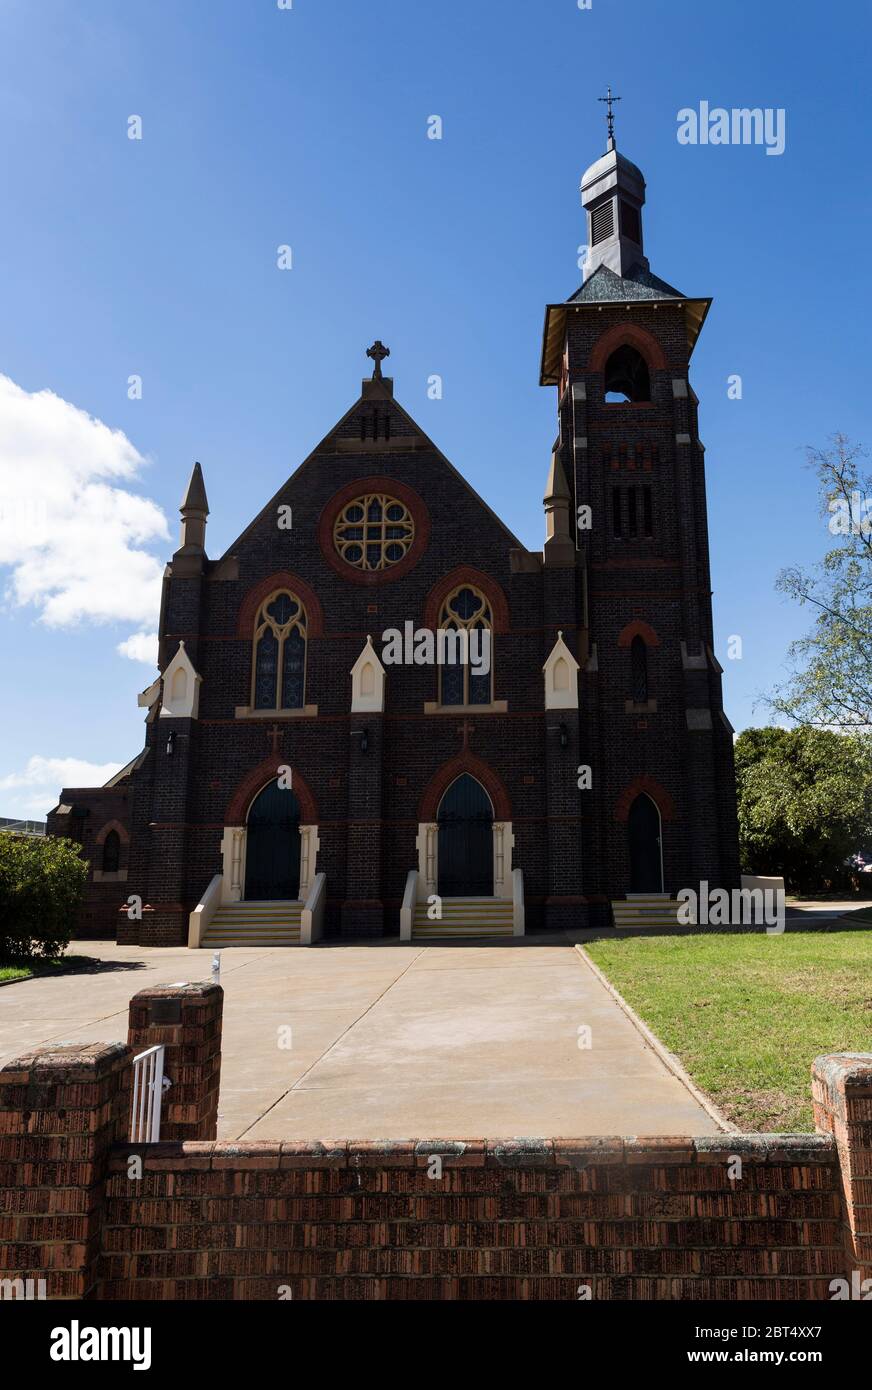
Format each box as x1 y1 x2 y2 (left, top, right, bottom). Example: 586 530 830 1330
47 267 739 945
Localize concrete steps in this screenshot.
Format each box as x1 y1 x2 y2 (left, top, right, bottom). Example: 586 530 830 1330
202 901 303 946
413 897 514 940
611 894 682 930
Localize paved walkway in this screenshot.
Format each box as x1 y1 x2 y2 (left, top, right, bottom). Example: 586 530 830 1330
0 936 720 1139
786 900 865 926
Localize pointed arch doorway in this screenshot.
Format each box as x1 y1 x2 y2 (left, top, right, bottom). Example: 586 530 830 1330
244 778 301 900
437 774 494 897
627 792 663 892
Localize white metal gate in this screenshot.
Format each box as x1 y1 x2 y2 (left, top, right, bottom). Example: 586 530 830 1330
130 1044 166 1143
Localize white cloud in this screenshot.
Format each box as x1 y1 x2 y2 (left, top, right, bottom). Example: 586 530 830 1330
0 374 169 638
0 755 124 821
117 630 159 666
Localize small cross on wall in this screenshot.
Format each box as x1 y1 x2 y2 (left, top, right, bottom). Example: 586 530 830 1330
266 723 283 756
456 717 475 751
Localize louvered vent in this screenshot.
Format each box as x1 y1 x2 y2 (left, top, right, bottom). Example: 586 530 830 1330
591 200 614 246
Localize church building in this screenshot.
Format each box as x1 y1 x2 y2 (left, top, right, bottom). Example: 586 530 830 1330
48 125 740 946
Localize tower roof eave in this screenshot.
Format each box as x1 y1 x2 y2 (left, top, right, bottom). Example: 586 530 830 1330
539 295 712 386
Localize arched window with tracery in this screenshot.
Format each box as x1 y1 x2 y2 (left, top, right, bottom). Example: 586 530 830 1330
438 585 493 706
252 590 307 710
101 829 120 874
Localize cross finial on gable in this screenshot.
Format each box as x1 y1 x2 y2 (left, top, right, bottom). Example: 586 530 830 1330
366 340 390 379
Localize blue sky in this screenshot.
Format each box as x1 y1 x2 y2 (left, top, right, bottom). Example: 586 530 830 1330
0 0 869 818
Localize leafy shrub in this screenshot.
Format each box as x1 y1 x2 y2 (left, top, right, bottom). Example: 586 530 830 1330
0 833 87 960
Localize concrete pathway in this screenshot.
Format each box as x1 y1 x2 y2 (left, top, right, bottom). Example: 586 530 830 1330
0 936 720 1138
786 900 865 926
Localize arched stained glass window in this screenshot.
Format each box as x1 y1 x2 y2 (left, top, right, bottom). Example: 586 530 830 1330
252 590 308 710
438 585 493 707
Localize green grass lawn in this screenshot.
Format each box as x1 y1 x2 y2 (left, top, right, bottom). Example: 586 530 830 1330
584 931 872 1132
0 956 93 985
0 962 33 984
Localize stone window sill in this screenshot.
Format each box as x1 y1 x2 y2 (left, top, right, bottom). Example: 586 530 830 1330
234 706 319 719
423 701 508 714
93 869 128 883
624 699 658 714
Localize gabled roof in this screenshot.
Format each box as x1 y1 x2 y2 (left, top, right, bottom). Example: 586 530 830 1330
213 377 528 561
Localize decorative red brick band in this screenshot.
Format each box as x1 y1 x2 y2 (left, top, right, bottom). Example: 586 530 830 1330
418 752 512 822
95 818 130 845
617 619 661 648
235 571 325 638
225 757 318 825
422 564 510 633
587 321 667 373
614 774 676 822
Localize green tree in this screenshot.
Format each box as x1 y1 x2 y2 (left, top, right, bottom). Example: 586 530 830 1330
0 832 87 960
735 726 872 894
772 434 872 729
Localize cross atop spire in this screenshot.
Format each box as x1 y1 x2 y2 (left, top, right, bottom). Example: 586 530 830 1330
366 340 390 380
597 85 621 149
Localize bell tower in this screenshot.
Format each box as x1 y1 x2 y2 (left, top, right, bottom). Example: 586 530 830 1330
539 96 740 910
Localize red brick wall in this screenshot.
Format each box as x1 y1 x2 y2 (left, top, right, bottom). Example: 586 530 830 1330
4 1037 868 1301
0 1043 130 1299
812 1053 872 1286
97 1134 844 1300
127 982 222 1142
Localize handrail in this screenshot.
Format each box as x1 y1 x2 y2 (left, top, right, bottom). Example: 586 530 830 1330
400 869 418 941
188 873 222 949
301 872 327 944
512 866 525 936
